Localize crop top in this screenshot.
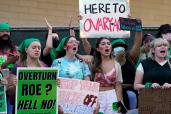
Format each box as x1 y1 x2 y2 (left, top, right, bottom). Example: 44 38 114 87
94 62 123 87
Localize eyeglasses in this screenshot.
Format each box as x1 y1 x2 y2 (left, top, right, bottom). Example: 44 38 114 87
67 40 80 44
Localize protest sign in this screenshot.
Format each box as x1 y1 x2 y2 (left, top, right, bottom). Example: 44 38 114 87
79 0 130 38
119 17 142 32
0 85 7 114
139 88 171 114
59 78 99 114
0 72 7 114
15 68 58 114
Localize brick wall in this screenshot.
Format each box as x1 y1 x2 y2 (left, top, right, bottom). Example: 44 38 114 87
0 0 171 27
131 0 171 26
0 0 79 27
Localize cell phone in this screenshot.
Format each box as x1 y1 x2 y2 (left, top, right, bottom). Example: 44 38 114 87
117 101 128 114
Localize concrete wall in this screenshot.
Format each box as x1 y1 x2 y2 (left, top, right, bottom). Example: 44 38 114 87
0 0 171 27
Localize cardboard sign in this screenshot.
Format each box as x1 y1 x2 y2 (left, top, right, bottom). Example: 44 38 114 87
119 17 142 32
15 68 58 114
59 78 99 114
79 0 130 38
139 88 171 114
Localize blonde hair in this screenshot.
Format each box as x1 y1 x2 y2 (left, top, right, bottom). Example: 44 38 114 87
150 38 169 59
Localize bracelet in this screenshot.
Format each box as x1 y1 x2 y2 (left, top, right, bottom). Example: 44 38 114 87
145 82 152 88
69 35 75 37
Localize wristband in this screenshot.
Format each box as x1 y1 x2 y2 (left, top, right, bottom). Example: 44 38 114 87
145 82 152 88
98 112 104 114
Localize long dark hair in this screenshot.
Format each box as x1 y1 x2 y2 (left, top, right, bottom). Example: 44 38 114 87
92 37 112 78
156 24 171 38
18 51 27 67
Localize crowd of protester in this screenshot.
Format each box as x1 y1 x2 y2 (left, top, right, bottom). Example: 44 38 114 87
0 17 171 114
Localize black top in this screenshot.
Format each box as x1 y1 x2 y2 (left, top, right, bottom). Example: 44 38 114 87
142 58 171 85
41 51 52 67
121 55 136 84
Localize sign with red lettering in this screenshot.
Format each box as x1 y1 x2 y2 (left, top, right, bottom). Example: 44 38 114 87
79 0 130 38
59 78 99 114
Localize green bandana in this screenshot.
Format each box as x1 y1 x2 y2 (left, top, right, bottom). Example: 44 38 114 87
56 37 68 52
0 22 11 31
18 38 40 53
50 48 57 60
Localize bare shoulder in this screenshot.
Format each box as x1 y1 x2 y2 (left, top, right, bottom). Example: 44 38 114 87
113 59 120 65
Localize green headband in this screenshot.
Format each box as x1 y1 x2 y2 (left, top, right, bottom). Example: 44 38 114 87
111 39 128 49
18 38 40 53
56 37 68 52
0 22 11 31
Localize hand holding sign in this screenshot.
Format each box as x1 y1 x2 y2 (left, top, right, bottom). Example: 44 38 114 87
0 79 8 85
1 52 19 69
135 18 142 32
78 15 83 21
0 72 8 85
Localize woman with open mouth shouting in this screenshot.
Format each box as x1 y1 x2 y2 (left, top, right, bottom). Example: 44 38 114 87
51 36 92 114
134 38 171 90
51 36 91 80
92 38 123 114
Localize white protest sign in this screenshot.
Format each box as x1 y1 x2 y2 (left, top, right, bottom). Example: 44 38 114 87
79 0 130 38
59 78 99 114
